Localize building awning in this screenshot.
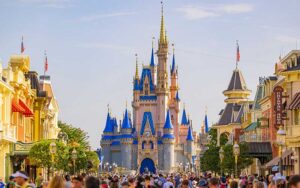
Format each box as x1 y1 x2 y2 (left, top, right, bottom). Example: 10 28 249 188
288 92 300 110
12 99 25 113
265 156 280 167
247 142 272 157
18 99 34 117
245 122 258 131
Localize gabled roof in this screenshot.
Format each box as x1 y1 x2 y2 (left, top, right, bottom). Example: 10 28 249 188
253 80 264 110
181 109 189 125
121 109 132 129
103 112 114 133
164 110 173 129
218 103 243 125
186 125 194 141
225 69 248 91
140 112 155 135
139 68 155 92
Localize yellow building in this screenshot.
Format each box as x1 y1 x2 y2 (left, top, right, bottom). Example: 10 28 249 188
0 60 15 181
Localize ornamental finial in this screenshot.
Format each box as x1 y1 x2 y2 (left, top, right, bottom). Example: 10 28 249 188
135 53 139 79
159 1 166 45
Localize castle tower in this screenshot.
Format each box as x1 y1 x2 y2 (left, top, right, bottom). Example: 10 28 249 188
156 3 169 133
150 42 156 83
120 108 133 169
133 55 140 130
162 110 175 172
100 110 114 164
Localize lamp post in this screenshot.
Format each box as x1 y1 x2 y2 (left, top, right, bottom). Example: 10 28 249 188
71 148 77 175
49 141 57 177
219 146 224 176
233 141 240 178
277 126 286 175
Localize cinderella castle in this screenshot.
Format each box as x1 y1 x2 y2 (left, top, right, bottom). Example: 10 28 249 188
100 4 207 174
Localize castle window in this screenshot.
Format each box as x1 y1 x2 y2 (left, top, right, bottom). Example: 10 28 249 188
149 141 154 149
142 141 146 149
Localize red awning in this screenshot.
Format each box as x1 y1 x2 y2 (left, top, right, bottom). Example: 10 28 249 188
18 99 34 117
288 92 300 110
12 100 25 113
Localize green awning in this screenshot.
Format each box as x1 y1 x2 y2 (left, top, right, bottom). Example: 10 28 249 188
245 122 257 131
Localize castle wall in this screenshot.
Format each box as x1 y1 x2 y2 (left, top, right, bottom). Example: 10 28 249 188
111 150 121 165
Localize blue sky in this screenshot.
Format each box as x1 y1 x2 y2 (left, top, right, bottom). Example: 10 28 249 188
0 0 299 148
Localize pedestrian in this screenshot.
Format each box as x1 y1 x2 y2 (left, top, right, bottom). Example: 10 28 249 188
229 181 238 188
48 175 65 188
72 175 84 188
84 176 99 188
6 176 15 188
0 178 6 188
65 175 72 188
253 181 264 188
121 182 129 188
35 173 43 188
180 180 189 188
208 178 219 188
289 175 300 188
163 177 174 188
42 181 48 188
12 171 33 188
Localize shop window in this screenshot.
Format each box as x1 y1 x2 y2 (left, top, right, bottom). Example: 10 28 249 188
294 110 300 125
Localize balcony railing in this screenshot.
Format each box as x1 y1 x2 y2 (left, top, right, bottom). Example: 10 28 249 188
2 124 17 142
239 133 270 142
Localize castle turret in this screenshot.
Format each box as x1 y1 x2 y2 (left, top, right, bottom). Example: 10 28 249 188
100 110 114 164
120 108 133 169
156 2 169 132
150 43 156 83
181 108 189 126
186 125 194 169
162 110 175 172
170 46 178 101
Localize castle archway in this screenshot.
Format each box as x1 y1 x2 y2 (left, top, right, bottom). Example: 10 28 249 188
140 158 156 174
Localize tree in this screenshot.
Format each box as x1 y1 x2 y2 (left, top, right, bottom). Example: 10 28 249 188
200 128 228 174
58 121 89 149
221 142 253 175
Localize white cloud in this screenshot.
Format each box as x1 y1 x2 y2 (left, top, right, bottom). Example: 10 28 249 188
79 12 136 22
177 3 253 20
221 4 253 14
176 6 218 20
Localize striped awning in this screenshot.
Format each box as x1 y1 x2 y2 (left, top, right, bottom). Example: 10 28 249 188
288 92 300 110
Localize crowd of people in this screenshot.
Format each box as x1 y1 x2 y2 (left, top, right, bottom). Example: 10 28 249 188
0 171 300 188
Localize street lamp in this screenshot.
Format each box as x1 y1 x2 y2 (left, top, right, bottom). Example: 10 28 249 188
71 148 77 175
277 126 286 175
233 141 240 178
219 146 224 176
49 141 57 177
58 131 68 145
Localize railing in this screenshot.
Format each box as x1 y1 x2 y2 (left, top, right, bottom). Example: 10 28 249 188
3 124 17 141
239 133 270 142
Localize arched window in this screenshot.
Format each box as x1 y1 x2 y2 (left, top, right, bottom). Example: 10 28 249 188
149 141 154 149
142 141 146 149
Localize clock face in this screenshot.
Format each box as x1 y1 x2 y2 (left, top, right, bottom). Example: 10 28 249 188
145 131 151 137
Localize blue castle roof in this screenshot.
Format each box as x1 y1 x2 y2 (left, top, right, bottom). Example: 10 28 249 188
139 68 155 92
121 109 132 129
103 112 114 133
134 79 139 91
150 47 155 66
205 114 209 133
176 91 180 101
181 109 189 125
186 125 194 141
140 112 155 135
171 53 176 74
163 110 173 129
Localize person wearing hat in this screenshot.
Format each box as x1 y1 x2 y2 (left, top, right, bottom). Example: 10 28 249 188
12 171 33 188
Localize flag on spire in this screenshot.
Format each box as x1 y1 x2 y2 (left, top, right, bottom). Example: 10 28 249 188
44 50 48 74
236 40 240 62
21 36 25 54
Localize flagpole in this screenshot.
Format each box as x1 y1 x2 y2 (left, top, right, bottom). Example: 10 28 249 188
236 40 238 69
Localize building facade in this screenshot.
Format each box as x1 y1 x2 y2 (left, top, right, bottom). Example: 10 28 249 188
100 6 201 174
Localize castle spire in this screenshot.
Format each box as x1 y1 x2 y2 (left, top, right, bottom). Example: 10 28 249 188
159 1 166 45
171 44 176 74
150 40 155 66
135 54 139 79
